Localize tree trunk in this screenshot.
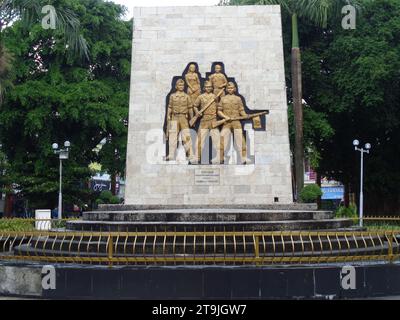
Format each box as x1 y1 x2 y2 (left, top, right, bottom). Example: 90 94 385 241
316 171 322 210
291 13 304 200
111 172 117 196
344 182 350 207
4 193 13 217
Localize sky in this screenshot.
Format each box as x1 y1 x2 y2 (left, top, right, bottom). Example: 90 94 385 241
111 0 220 18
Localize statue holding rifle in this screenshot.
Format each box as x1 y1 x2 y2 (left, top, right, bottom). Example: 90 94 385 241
217 82 252 164
165 64 269 165
191 81 225 164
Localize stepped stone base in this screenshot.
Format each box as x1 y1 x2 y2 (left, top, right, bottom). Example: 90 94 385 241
67 219 353 232
97 204 319 211
10 204 363 262
69 204 354 232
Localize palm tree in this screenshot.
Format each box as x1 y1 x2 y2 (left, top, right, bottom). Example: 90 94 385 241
0 44 12 104
221 0 359 199
0 0 89 102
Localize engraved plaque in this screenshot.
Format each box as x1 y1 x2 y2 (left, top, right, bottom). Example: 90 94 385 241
195 168 220 185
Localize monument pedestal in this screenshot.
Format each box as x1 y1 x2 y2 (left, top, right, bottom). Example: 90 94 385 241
66 204 353 232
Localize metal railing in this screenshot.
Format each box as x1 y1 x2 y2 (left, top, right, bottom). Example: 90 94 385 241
0 217 399 266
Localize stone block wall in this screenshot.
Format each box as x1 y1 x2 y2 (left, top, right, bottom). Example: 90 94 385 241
125 6 293 205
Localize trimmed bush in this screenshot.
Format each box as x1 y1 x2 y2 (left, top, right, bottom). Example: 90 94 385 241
95 191 120 207
109 196 120 204
99 190 113 202
299 184 323 203
335 204 358 219
95 199 104 207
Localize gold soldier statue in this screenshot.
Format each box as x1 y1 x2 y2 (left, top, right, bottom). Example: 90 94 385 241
185 63 201 105
165 79 196 163
193 81 222 164
209 64 228 100
217 82 252 164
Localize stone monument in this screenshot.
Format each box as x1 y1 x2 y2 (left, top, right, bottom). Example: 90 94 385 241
64 5 352 232
124 5 293 206
14 6 353 265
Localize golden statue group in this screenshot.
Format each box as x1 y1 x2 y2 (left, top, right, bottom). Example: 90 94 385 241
165 63 268 165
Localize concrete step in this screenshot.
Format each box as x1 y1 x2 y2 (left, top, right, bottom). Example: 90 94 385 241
97 204 319 211
66 218 353 232
83 209 333 222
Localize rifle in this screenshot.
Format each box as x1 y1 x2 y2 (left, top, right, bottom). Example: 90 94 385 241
211 111 269 129
189 86 226 127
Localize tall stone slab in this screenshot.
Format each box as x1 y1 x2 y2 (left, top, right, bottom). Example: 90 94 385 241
125 5 293 205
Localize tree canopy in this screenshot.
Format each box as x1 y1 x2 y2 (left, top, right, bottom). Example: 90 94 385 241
0 0 131 209
314 0 400 213
223 0 400 213
1 0 399 214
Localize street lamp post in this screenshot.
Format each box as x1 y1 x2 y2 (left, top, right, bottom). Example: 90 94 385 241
353 140 371 228
52 141 71 220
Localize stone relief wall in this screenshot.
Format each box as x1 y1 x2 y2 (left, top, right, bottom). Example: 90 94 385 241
125 6 293 205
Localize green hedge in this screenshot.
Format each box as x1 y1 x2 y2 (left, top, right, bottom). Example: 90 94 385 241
335 205 358 219
0 219 35 231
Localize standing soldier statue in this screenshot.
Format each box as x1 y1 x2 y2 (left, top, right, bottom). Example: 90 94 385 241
209 64 228 100
192 81 223 164
217 82 252 164
165 79 196 163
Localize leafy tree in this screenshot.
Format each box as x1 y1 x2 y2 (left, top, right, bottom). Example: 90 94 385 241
288 104 334 169
221 0 360 197
0 44 12 103
97 133 127 196
0 0 89 101
0 0 131 210
221 0 400 214
284 0 400 213
315 0 400 214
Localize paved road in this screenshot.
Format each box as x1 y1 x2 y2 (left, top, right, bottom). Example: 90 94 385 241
363 296 400 300
1 296 400 300
0 297 37 300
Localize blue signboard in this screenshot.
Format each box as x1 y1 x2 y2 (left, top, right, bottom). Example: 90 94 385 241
321 186 344 200
90 179 111 192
